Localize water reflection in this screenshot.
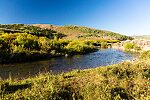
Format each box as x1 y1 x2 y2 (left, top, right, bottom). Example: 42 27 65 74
0 49 133 79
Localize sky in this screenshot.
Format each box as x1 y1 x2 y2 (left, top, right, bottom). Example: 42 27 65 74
0 0 150 36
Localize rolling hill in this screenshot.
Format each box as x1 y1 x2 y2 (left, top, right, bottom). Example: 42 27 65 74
0 24 133 40
33 24 133 40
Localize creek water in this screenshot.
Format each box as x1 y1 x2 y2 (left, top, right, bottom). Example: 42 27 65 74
0 48 133 79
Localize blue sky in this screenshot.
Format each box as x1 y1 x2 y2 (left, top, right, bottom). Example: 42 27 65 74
0 0 150 36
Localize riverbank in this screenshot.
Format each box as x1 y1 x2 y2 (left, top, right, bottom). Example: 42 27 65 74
112 39 150 52
0 51 149 99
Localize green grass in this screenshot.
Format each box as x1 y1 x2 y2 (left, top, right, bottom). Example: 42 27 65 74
0 57 149 100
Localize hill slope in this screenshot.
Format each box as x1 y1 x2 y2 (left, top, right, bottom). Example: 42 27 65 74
0 24 133 40
0 24 133 41
0 24 65 39
33 24 133 40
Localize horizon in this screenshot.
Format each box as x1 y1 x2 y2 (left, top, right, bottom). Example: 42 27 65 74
0 0 150 36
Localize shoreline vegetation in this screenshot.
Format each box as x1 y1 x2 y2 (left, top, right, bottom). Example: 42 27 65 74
0 32 119 63
0 24 149 99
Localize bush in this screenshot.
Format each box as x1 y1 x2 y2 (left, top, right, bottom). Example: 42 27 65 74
124 43 135 49
140 50 150 59
101 42 108 48
38 37 52 52
124 43 141 51
14 33 39 50
133 45 141 51
65 40 96 54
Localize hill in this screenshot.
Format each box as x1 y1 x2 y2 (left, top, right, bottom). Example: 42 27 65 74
33 24 133 40
0 24 133 40
0 24 65 39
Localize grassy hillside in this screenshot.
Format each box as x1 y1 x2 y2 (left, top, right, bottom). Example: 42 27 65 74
0 24 133 41
34 24 133 40
0 24 65 39
0 51 149 100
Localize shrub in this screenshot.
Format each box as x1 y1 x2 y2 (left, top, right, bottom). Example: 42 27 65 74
38 37 52 52
124 43 135 50
65 41 96 54
124 42 141 51
140 50 150 59
133 45 141 51
15 33 39 50
101 42 108 48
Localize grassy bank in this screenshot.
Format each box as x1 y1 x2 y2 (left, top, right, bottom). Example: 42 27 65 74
0 51 149 100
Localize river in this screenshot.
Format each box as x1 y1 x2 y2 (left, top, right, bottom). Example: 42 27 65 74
0 49 133 79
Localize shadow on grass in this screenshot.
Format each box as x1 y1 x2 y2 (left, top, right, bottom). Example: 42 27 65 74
111 87 134 100
55 85 83 100
0 82 31 94
143 69 150 78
